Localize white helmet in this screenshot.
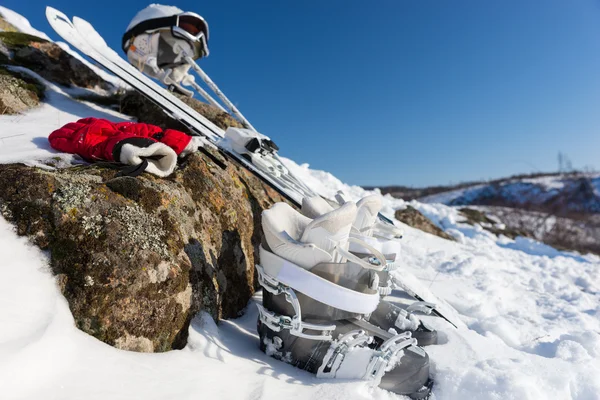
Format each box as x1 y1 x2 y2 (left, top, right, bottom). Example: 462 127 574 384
122 4 210 58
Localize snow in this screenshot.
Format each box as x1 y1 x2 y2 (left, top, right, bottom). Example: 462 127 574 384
1 7 599 400
419 185 484 205
521 176 566 190
420 173 600 209
282 163 600 399
592 177 600 198
0 6 51 40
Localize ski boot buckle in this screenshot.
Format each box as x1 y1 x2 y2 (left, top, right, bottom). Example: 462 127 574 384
317 330 373 378
365 332 417 383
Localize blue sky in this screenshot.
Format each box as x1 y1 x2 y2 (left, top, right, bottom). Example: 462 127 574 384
4 0 600 187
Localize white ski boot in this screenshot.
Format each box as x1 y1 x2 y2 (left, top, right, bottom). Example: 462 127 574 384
257 201 433 398
335 190 404 239
301 195 438 346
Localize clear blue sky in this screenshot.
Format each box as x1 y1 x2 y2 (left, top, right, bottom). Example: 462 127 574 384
4 0 600 187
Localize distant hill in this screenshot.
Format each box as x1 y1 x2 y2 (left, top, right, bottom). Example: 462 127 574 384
368 171 600 255
368 171 600 216
367 173 561 201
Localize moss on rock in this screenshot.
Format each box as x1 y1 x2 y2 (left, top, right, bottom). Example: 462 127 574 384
0 31 48 47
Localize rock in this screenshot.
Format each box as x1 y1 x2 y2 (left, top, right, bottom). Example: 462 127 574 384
0 148 288 352
395 206 454 241
459 207 529 240
120 90 245 131
178 95 245 130
0 32 111 90
0 66 44 114
459 207 496 226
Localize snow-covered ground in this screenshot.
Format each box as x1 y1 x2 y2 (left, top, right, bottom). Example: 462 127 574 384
1 8 599 400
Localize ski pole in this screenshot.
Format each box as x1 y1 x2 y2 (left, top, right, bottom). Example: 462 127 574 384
170 72 227 113
184 56 257 131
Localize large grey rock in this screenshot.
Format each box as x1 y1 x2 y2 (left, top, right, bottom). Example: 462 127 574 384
0 148 289 352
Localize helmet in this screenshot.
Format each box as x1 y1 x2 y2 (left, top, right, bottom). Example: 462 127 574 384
122 5 210 58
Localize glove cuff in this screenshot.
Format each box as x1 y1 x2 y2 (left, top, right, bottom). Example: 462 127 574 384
113 138 178 177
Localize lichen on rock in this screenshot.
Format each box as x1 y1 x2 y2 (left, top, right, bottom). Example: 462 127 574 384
0 66 45 114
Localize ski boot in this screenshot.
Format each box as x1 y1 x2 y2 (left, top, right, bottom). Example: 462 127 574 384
333 190 404 240
256 201 433 398
301 195 438 346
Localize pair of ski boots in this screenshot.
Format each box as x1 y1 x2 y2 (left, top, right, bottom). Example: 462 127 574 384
256 196 437 398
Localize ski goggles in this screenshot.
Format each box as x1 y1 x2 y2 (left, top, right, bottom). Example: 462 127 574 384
171 13 210 57
122 12 210 58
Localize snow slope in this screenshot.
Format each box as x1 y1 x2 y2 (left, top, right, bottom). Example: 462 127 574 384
1 8 599 400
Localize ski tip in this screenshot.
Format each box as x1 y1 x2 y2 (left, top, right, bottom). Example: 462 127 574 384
45 6 57 19
45 6 70 26
72 16 86 27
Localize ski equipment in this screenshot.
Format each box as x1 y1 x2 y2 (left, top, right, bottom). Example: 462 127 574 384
257 201 433 398
46 7 316 206
122 5 209 58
